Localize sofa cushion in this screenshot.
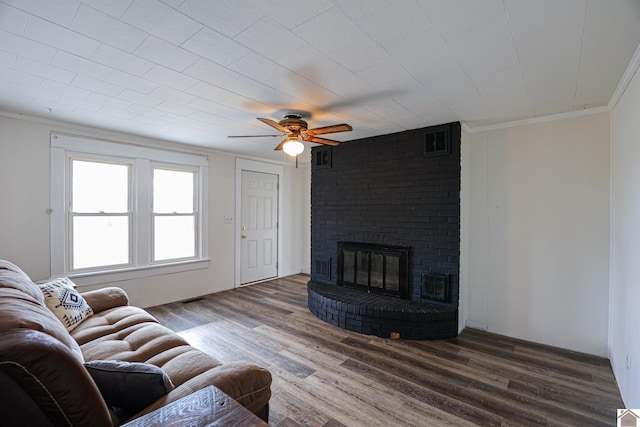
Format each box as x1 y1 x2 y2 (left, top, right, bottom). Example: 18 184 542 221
71 305 164 346
72 307 213 374
84 360 174 414
39 277 94 332
147 345 223 386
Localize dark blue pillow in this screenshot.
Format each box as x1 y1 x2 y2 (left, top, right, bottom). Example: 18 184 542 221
84 360 174 414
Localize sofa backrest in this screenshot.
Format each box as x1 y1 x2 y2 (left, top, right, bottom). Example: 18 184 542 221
0 260 45 303
0 260 85 363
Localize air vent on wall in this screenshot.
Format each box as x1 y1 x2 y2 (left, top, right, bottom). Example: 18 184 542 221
182 297 204 304
421 273 450 303
314 147 332 169
424 125 450 156
314 258 331 280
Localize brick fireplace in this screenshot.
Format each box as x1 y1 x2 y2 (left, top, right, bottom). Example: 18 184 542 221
308 122 461 340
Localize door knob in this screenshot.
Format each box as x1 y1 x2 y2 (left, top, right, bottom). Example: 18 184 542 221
241 234 247 238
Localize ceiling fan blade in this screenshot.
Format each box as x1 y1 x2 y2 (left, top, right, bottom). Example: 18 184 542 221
304 135 342 146
274 137 288 151
257 117 291 134
305 124 352 136
228 134 284 138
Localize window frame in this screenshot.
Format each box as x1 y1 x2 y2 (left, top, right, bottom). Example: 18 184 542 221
51 133 209 286
151 164 200 264
69 156 134 272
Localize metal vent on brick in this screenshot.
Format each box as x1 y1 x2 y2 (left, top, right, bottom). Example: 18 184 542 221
424 125 450 156
314 147 332 169
421 273 450 302
314 258 331 280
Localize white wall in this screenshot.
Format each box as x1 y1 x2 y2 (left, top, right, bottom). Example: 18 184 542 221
610 64 640 407
465 113 611 356
0 113 307 308
0 115 51 280
458 128 470 332
280 162 309 276
302 164 311 274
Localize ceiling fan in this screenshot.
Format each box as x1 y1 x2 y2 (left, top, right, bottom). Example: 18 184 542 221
228 113 352 160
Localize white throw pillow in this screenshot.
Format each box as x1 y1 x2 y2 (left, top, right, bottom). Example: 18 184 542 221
39 277 93 332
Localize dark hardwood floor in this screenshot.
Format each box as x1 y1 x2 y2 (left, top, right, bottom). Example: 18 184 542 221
146 274 623 427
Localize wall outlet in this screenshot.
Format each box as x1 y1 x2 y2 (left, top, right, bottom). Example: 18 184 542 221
224 216 233 224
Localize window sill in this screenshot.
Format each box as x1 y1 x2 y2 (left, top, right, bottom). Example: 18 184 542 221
63 259 210 287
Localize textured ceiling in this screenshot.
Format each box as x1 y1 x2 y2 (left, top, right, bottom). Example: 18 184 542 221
1 0 639 162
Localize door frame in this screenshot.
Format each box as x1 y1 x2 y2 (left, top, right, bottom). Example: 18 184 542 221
235 158 284 288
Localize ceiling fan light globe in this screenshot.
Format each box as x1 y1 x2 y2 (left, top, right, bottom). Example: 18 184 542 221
283 140 304 156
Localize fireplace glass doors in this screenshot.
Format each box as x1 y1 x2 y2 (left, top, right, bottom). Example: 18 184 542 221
337 242 409 299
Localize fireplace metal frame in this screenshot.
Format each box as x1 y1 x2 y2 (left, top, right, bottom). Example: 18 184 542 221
336 241 410 299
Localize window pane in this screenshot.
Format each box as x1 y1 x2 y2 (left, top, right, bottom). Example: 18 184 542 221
154 216 195 261
370 253 384 288
343 250 355 283
72 160 129 213
386 256 400 291
73 216 129 269
154 169 194 213
356 252 369 286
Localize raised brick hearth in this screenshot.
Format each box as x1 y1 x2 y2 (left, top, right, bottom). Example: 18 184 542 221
309 122 461 340
308 281 458 340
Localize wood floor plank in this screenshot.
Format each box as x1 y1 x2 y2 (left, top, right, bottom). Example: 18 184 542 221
339 358 505 426
307 364 468 427
146 274 624 427
451 334 595 382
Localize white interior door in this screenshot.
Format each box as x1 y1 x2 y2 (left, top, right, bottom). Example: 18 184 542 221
240 170 278 284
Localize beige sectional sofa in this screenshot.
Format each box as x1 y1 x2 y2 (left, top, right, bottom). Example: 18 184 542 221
0 260 271 426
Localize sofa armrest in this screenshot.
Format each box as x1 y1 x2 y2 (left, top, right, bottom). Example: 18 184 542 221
133 361 272 420
81 287 129 313
0 329 115 427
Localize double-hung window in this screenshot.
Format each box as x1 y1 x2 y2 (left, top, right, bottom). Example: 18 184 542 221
152 167 197 262
51 133 208 284
71 159 132 270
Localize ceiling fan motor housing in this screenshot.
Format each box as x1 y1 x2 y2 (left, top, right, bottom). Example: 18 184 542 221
279 114 308 131
228 114 351 150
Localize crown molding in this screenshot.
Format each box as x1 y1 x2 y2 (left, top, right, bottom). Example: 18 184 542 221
463 105 610 133
463 42 640 134
0 109 210 155
609 42 640 110
0 109 299 165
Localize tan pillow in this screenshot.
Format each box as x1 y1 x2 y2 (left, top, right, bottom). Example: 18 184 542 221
39 277 94 332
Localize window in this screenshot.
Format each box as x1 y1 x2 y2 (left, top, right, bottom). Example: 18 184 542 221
152 167 197 262
51 133 208 284
71 159 131 270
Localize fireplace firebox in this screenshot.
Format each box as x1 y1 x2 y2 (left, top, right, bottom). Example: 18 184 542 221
337 241 409 299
